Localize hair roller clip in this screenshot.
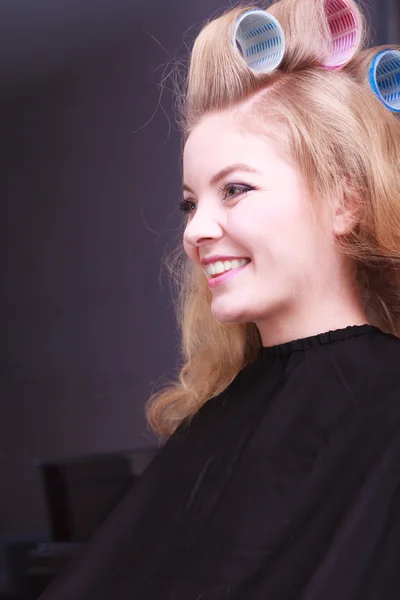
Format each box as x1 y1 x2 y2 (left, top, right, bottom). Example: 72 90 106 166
322 0 361 69
232 9 286 73
368 49 400 113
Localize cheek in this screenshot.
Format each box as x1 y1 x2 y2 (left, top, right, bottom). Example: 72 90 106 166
183 239 199 264
229 195 314 258
227 204 274 252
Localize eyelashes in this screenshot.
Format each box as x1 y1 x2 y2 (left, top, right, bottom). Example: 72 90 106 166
179 199 196 213
179 183 253 214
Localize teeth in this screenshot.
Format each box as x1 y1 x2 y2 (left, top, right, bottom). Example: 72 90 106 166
205 258 249 278
214 261 225 274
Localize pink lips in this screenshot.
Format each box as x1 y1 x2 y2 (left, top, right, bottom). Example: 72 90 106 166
207 261 250 288
200 255 250 266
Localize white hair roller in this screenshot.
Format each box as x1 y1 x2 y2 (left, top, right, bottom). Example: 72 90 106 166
232 9 286 73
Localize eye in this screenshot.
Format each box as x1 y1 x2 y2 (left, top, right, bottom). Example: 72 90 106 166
221 183 253 200
178 183 253 216
179 199 196 213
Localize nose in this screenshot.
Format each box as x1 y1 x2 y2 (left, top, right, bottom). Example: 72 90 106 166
183 204 224 247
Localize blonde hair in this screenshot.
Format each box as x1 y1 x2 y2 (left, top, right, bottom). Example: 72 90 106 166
146 0 400 438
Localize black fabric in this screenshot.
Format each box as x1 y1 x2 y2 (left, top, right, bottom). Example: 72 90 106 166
40 324 400 599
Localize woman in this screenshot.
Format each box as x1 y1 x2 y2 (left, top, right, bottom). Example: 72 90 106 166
41 0 400 598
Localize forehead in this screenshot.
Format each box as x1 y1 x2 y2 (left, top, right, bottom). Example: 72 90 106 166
183 110 277 177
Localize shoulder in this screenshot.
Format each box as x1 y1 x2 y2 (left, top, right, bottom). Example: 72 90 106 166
335 326 400 389
364 328 400 393
351 328 400 433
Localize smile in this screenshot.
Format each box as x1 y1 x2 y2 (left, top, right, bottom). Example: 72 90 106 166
204 258 250 278
205 258 251 287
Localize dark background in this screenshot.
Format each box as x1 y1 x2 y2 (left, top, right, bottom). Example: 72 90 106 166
1 0 398 546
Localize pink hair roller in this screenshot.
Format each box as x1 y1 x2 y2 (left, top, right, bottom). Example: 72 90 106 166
323 0 361 69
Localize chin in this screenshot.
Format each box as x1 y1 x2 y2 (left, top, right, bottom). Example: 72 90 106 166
210 302 250 324
210 294 281 325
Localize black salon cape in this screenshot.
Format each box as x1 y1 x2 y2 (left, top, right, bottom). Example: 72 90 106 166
40 325 400 600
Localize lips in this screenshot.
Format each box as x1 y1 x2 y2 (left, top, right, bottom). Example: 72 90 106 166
206 258 251 288
205 258 251 278
201 255 251 266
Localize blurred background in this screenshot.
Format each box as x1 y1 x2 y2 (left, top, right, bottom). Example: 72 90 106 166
0 0 399 597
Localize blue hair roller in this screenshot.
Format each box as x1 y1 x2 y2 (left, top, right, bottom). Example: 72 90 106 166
368 49 400 113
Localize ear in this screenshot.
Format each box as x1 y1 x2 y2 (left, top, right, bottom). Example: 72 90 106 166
331 190 360 237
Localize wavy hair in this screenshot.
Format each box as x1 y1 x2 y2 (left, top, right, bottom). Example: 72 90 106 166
146 0 400 437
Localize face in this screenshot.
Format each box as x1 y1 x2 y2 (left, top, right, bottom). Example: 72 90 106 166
182 109 353 343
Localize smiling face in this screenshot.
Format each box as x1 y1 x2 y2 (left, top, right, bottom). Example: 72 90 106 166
182 109 367 345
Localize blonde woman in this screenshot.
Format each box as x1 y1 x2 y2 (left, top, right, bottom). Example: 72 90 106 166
41 0 400 598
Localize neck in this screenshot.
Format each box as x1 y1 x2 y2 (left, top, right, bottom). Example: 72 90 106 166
257 272 369 348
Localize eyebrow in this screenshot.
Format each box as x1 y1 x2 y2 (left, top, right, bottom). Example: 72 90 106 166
183 163 260 194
